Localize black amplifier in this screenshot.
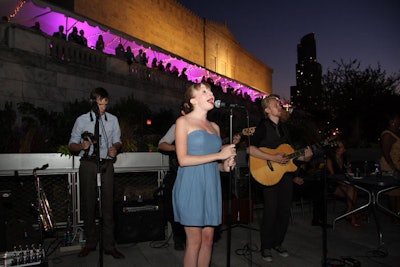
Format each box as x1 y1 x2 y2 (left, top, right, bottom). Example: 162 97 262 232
114 200 166 244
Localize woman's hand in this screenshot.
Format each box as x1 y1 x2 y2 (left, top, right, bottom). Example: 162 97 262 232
222 156 236 172
220 144 236 160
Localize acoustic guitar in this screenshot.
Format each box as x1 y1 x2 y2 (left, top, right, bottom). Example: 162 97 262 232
244 129 336 186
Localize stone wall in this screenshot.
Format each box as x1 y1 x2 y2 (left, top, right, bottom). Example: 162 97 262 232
74 0 272 94
0 23 191 113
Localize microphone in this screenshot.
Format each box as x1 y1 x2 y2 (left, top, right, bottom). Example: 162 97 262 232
214 100 245 109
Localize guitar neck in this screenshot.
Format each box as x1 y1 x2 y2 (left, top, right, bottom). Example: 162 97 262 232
288 143 320 160
288 149 305 160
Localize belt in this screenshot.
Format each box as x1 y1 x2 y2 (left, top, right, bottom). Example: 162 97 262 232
80 157 114 163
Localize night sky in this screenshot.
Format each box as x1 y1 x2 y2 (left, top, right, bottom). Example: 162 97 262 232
178 0 400 100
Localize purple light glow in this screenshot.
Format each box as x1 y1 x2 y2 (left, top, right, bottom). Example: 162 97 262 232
4 0 265 101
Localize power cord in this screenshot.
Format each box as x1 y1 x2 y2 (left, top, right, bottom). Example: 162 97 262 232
149 228 173 249
234 242 262 267
334 245 390 267
324 258 346 266
365 245 388 258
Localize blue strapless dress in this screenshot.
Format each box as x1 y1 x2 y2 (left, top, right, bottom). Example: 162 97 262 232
173 130 222 226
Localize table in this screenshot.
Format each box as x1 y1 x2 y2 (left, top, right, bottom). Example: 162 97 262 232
330 173 400 246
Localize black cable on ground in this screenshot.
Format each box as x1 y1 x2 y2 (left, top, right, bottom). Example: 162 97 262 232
234 242 262 267
149 229 173 249
324 257 346 266
335 245 390 267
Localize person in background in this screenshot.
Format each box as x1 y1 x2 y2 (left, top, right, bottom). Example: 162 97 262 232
124 46 135 65
151 58 158 69
115 43 125 58
157 60 165 72
30 21 41 32
170 66 180 77
68 26 80 44
158 103 189 251
79 29 87 47
179 68 188 80
165 62 172 74
292 162 325 227
52 25 66 40
68 87 124 259
326 140 360 227
173 82 236 267
248 94 313 263
135 49 143 64
380 110 400 223
95 35 104 52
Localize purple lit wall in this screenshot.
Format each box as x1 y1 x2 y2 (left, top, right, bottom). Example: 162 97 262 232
3 0 266 101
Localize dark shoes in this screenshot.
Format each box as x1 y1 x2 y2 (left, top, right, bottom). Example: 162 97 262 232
261 249 273 262
273 246 289 257
311 218 333 228
78 246 125 259
105 248 125 259
174 242 185 251
78 246 96 257
261 246 289 262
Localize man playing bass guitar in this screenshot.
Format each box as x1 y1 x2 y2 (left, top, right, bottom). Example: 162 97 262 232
248 95 313 263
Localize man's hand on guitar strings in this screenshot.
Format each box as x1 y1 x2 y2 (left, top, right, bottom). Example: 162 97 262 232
274 153 289 164
302 146 313 161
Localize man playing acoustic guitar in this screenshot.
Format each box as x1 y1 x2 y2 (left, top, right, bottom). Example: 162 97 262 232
248 95 313 263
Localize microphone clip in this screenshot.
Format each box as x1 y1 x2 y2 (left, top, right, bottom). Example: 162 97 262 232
214 100 245 109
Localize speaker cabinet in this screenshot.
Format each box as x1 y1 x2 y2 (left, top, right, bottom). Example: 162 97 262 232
114 200 165 244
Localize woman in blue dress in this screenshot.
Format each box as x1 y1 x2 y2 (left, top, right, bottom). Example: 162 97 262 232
173 82 236 267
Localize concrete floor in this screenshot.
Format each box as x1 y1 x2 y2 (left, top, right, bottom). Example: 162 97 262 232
40 198 400 267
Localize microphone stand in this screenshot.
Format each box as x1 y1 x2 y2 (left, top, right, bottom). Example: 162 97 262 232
321 151 328 267
226 108 256 267
94 111 104 267
244 109 255 266
226 107 233 267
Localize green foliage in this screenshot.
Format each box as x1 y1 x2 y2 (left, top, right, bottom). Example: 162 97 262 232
57 145 73 158
123 139 138 152
321 59 400 147
0 95 175 153
110 95 162 152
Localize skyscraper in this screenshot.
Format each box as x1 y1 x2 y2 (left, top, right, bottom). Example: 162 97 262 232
291 33 322 110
